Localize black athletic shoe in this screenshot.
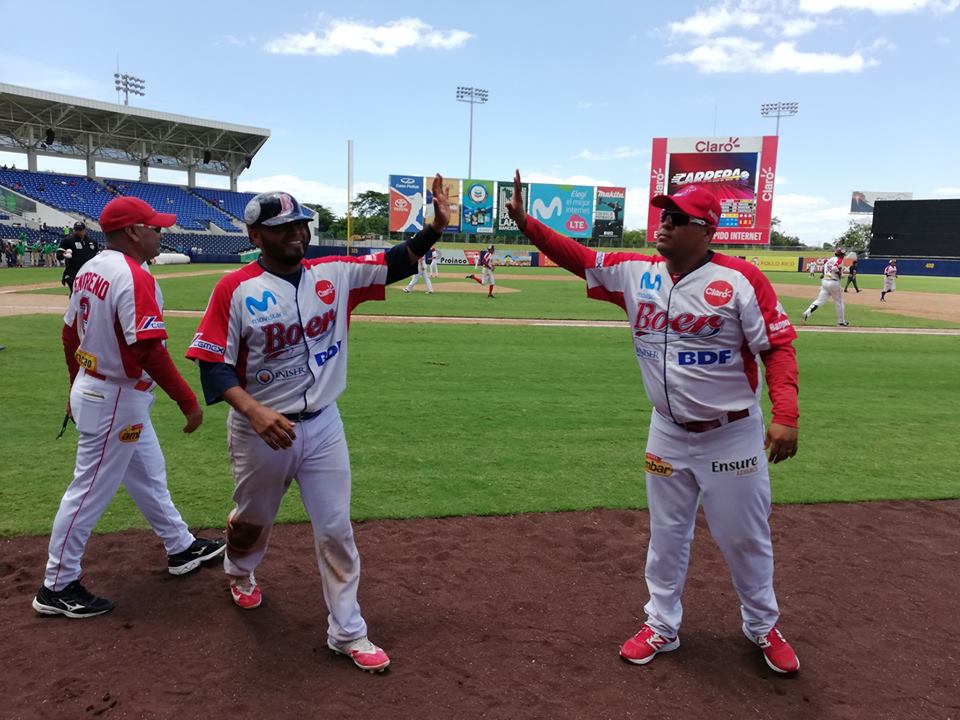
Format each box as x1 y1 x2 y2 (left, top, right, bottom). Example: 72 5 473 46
32 580 113 618
168 537 226 576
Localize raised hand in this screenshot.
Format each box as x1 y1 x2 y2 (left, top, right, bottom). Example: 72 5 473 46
505 169 527 231
430 174 450 232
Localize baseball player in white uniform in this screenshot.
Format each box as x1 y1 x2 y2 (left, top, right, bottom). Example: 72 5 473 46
32 197 225 619
880 259 897 302
428 246 440 277
402 254 434 293
185 176 450 673
802 247 848 326
506 172 801 674
466 245 496 298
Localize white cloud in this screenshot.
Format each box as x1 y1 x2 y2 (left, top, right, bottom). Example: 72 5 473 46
222 35 245 46
934 187 960 196
771 192 854 243
670 6 765 36
576 146 644 161
781 18 819 36
799 0 958 14
237 174 385 215
265 17 472 56
662 38 871 73
0 53 102 98
624 186 650 231
576 100 593 110
523 171 614 186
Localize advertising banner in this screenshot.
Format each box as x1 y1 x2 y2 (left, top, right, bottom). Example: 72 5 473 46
593 186 626 243
529 183 594 238
647 136 778 245
462 179 495 234
388 175 425 233
497 180 528 235
743 256 801 272
434 248 532 267
424 177 462 232
850 191 913 214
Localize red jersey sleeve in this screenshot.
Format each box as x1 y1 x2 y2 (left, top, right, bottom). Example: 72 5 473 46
122 256 167 343
186 277 236 363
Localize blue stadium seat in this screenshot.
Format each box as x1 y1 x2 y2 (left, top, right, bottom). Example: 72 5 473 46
106 179 242 232
191 187 259 222
0 169 115 221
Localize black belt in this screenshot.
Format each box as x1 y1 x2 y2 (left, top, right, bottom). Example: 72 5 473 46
671 408 750 433
282 408 324 423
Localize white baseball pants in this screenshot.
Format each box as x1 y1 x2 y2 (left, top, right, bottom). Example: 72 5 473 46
481 267 495 286
405 270 434 292
642 408 781 638
224 403 367 645
807 280 845 324
43 372 195 591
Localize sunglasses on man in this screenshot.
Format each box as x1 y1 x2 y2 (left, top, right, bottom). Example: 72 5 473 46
659 210 708 227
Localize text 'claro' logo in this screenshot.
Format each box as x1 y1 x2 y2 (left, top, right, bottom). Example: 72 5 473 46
703 280 734 307
695 137 740 153
760 166 776 202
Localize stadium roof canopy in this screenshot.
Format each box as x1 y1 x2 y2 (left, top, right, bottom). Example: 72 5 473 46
0 82 270 181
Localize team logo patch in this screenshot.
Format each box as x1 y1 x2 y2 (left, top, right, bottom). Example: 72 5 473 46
137 316 165 332
75 348 98 372
711 456 760 475
704 280 734 307
118 424 143 443
245 290 278 317
645 452 673 477
315 280 336 305
189 334 225 356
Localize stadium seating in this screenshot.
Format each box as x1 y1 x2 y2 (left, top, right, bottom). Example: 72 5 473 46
105 179 241 232
0 169 115 220
191 187 258 222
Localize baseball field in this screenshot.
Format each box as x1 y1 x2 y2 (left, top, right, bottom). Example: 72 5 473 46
1 262 958 719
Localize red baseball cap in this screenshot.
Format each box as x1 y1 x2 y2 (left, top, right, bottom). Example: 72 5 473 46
99 197 177 233
651 184 721 226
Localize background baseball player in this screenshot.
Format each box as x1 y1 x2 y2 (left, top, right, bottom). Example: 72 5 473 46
32 197 225 619
185 175 450 673
58 221 100 294
881 259 897 302
427 246 440 277
466 244 496 298
506 171 801 675
844 258 861 293
802 247 848 326
403 254 434 293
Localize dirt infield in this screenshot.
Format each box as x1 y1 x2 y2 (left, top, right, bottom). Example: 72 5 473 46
2 500 958 719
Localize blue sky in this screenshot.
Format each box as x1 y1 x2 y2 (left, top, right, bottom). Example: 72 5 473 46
1 0 958 245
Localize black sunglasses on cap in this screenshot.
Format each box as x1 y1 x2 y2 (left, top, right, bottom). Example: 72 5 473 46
659 209 708 227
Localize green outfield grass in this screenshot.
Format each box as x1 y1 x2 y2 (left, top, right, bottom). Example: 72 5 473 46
17 267 958 328
0 314 958 537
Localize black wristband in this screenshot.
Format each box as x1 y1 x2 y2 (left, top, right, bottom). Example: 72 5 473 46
407 225 441 258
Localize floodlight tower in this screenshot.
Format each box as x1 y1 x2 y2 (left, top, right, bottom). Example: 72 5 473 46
114 73 146 106
760 101 799 136
456 86 489 179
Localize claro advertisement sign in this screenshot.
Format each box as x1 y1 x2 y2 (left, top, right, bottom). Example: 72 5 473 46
647 136 779 246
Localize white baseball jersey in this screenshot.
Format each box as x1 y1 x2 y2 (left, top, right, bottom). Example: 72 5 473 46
586 251 797 423
186 255 387 413
822 256 843 282
884 263 897 279
63 249 166 385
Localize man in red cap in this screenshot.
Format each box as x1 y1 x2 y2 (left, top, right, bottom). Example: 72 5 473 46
32 196 225 619
506 171 801 674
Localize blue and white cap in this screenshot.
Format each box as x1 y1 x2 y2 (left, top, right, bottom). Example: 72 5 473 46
244 191 314 227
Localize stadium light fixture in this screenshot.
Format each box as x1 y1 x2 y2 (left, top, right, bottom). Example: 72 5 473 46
114 73 146 106
456 86 489 179
760 101 798 137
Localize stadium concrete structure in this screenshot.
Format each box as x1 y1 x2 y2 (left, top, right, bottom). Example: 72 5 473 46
0 82 304 256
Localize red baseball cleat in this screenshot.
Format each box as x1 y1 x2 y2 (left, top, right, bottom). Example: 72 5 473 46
619 624 680 665
328 637 391 673
744 624 800 674
230 573 262 610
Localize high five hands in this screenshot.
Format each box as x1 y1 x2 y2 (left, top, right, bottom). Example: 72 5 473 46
505 170 527 231
429 174 451 233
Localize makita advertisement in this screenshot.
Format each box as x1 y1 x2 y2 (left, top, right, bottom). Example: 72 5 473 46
647 136 778 245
